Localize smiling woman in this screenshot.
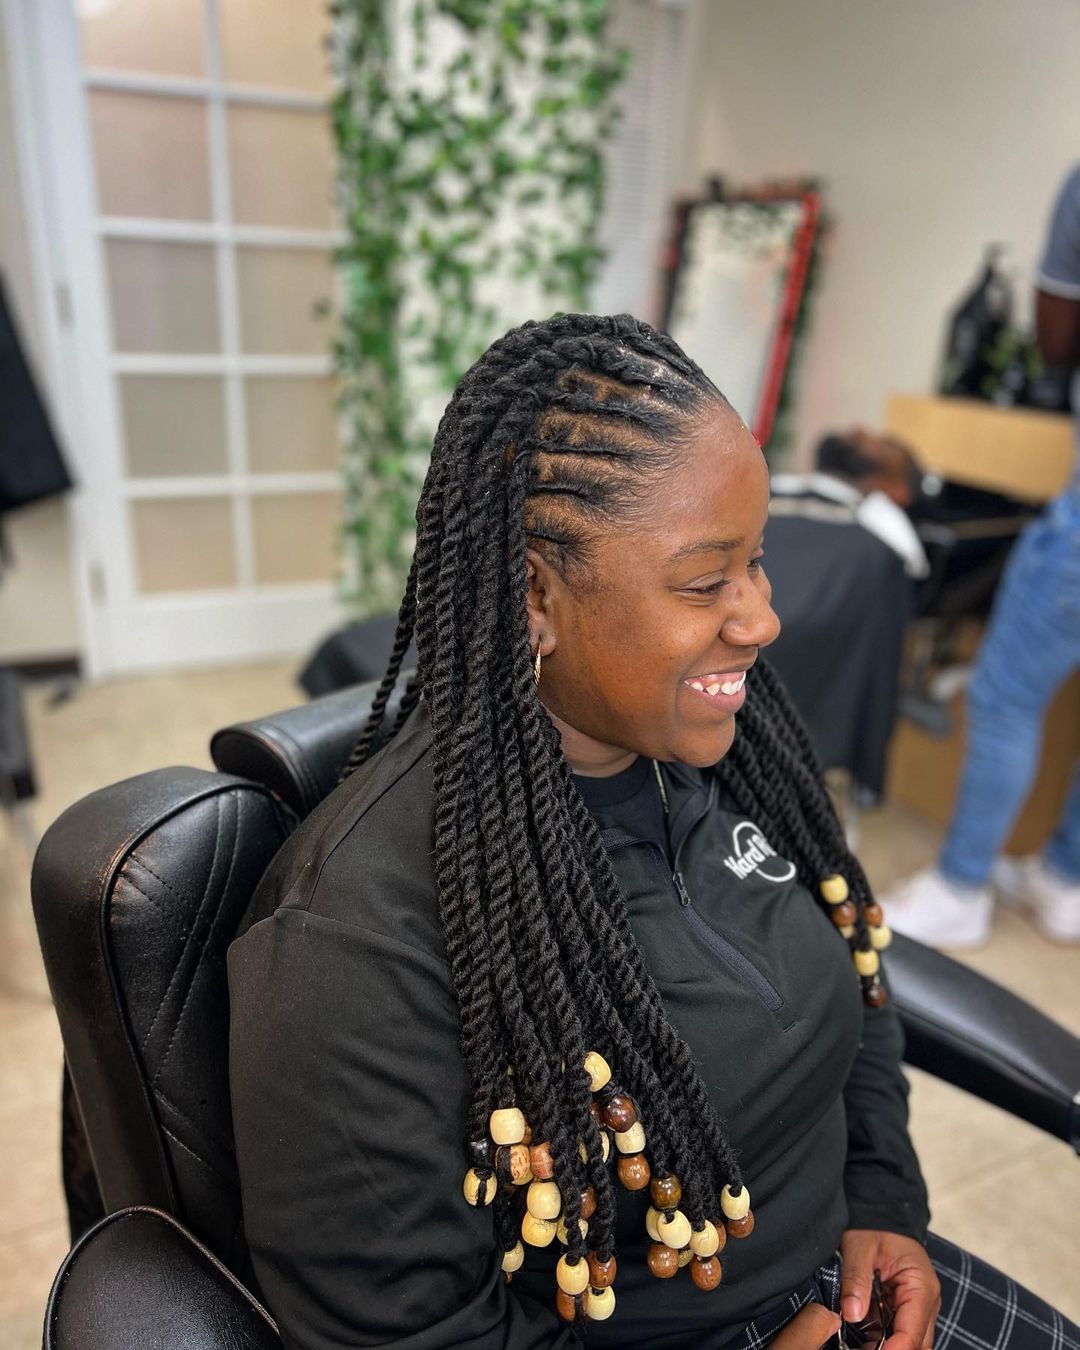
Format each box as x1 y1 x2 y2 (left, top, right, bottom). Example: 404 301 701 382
226 314 1080 1350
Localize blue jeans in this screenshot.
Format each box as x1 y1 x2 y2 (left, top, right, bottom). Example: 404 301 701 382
939 493 1080 886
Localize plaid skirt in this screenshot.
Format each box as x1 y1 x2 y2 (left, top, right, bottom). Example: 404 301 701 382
730 1233 1080 1349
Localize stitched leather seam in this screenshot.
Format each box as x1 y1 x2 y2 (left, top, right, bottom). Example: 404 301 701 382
126 851 186 903
160 1122 237 1186
114 872 166 913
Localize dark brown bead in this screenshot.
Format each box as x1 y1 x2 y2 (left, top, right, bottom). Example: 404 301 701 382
601 1092 638 1132
580 1185 597 1220
650 1174 682 1209
863 902 884 927
830 901 857 927
587 1252 617 1288
555 1290 585 1322
712 1220 728 1253
726 1209 755 1239
616 1153 651 1191
589 1099 604 1126
646 1242 680 1279
863 981 888 1009
691 1256 723 1291
529 1141 555 1180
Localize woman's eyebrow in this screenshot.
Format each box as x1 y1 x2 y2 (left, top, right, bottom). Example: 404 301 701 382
668 536 745 563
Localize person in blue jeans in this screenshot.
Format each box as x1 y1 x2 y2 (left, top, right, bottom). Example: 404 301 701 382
887 164 1080 948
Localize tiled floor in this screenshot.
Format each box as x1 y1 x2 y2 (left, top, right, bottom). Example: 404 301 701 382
1 662 1078 1346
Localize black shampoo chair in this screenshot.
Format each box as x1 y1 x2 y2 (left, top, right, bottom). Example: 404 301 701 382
32 680 1080 1348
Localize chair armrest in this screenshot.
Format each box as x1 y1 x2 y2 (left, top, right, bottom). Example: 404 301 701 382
44 1207 281 1350
887 932 1080 1152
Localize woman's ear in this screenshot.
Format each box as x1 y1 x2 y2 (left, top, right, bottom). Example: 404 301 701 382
525 548 558 658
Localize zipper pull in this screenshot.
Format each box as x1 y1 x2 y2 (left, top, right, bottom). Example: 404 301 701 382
673 871 692 907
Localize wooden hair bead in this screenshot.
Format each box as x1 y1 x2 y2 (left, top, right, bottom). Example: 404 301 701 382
579 1132 611 1164
505 1144 533 1186
829 901 857 928
691 1255 723 1291
853 948 880 977
556 1254 590 1296
587 1252 617 1288
645 1206 663 1241
556 1216 589 1245
864 980 888 1009
839 924 856 939
657 1209 692 1249
465 1137 491 1168
726 1209 755 1239
556 1290 586 1322
679 1247 694 1267
646 1242 680 1279
720 1184 750 1220
587 1285 616 1320
616 1153 651 1191
602 1092 638 1133
583 1051 612 1092
521 1213 557 1247
650 1174 682 1209
863 902 884 927
463 1169 496 1207
489 1107 526 1145
820 874 849 904
869 923 892 951
580 1185 597 1219
502 1242 525 1274
614 1122 646 1154
689 1220 720 1258
526 1180 562 1220
528 1141 554 1180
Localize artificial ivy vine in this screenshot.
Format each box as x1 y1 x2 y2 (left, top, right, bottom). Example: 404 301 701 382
330 0 628 613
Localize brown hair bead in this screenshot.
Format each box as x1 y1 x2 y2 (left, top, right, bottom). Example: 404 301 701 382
528 1141 554 1180
601 1092 638 1132
580 1185 597 1219
504 1144 533 1185
864 981 888 1008
587 1252 617 1288
829 901 857 928
589 1099 604 1127
863 902 884 927
726 1209 755 1239
691 1256 723 1291
646 1243 680 1279
650 1174 682 1209
555 1290 586 1322
616 1153 651 1191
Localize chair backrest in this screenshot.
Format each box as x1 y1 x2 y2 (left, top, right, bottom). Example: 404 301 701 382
30 678 383 1273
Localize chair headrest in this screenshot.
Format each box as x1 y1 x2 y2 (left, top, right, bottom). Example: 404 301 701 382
209 675 411 819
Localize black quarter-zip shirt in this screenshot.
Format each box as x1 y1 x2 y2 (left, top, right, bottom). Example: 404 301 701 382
228 703 928 1350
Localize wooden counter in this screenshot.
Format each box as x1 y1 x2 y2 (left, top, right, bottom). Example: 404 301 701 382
883 394 1079 851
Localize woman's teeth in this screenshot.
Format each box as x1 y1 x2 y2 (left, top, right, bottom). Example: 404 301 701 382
686 673 746 697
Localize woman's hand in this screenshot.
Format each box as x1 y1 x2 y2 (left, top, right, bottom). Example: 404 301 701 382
770 1301 842 1349
841 1229 941 1350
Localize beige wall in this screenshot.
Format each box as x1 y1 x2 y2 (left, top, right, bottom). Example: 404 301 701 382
0 14 80 663
688 0 1080 465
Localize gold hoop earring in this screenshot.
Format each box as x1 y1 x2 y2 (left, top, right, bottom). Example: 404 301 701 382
533 641 543 686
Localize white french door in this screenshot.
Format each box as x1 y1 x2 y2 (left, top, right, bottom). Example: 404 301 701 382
12 0 347 675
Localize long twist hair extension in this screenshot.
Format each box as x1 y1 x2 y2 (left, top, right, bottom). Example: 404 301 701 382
341 312 883 1284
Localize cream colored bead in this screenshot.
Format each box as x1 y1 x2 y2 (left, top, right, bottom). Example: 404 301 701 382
853 948 880 976
578 1131 611 1164
820 874 849 904
587 1285 616 1321
644 1206 662 1241
556 1255 590 1296
521 1213 557 1247
583 1051 612 1092
526 1180 562 1220
720 1184 750 1220
869 923 892 950
678 1247 694 1267
614 1122 646 1154
489 1107 526 1145
839 924 856 939
690 1221 720 1258
463 1169 496 1206
556 1216 589 1245
502 1241 525 1273
657 1209 691 1249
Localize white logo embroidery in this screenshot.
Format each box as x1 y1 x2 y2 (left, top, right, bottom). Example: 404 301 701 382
722 820 797 884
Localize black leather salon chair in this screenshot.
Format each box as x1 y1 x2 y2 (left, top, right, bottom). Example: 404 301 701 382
31 677 1080 1348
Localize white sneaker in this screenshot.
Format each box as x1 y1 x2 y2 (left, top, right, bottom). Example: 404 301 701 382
879 866 993 949
993 855 1080 943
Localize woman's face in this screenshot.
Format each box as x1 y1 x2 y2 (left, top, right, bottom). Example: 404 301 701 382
527 404 779 774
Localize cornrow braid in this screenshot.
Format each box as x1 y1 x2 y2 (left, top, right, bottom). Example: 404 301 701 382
342 312 889 1325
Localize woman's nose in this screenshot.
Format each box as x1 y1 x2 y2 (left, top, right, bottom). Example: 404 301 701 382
721 578 781 650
